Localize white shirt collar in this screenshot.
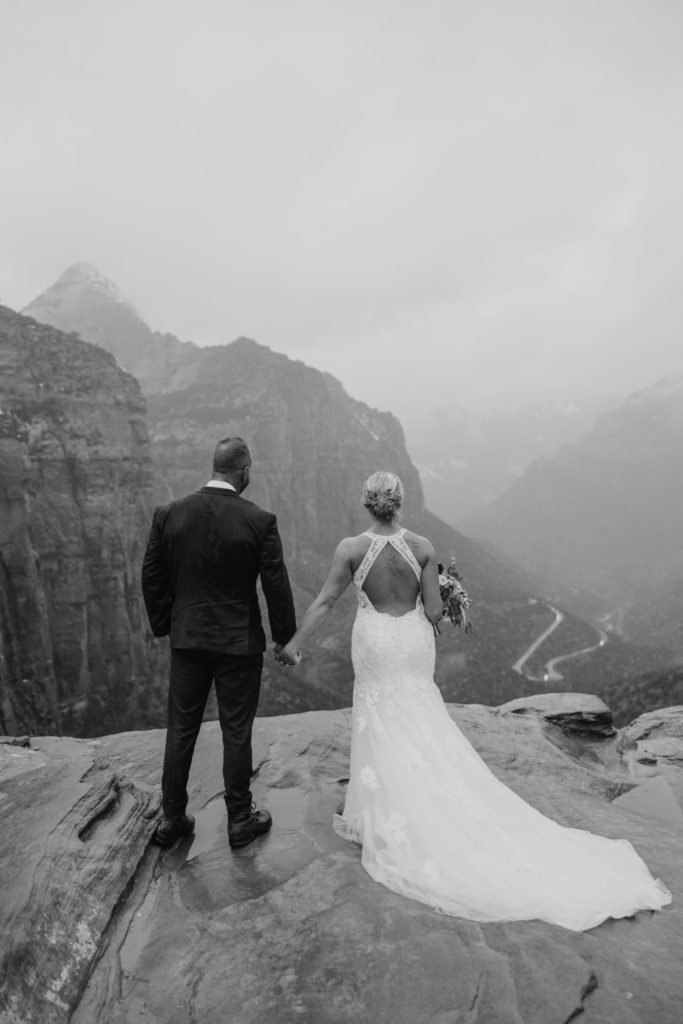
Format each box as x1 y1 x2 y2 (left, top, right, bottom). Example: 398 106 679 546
206 479 237 492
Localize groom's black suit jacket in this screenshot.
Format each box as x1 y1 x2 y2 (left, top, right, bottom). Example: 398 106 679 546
141 486 296 654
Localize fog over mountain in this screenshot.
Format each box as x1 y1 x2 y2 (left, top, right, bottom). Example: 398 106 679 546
406 397 616 523
3 2 683 428
21 263 621 526
462 376 683 653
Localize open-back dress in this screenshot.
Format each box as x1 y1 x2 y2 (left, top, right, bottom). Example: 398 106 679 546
333 528 671 931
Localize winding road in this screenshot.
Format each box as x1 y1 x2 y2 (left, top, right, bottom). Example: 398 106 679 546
543 627 608 681
513 600 608 683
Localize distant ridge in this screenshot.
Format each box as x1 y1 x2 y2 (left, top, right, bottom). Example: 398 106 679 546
408 397 612 523
462 373 683 652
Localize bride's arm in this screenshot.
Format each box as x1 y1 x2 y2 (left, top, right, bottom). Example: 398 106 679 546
419 541 443 624
278 539 354 662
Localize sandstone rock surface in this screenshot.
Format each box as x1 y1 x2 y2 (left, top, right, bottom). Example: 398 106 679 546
499 692 616 736
1 695 682 1023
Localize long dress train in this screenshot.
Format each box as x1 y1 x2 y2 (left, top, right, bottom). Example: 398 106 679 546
333 529 672 932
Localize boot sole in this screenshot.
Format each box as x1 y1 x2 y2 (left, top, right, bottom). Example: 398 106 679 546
228 823 272 848
153 826 195 848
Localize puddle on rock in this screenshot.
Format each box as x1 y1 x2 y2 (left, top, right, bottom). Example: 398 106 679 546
76 785 350 1019
186 796 226 862
161 786 345 914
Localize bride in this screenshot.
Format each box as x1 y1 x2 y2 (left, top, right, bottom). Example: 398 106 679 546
278 471 671 931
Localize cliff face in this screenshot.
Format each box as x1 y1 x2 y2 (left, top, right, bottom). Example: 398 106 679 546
0 307 165 736
146 338 425 584
142 336 442 715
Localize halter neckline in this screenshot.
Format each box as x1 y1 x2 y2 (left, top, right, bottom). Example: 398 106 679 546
363 527 406 539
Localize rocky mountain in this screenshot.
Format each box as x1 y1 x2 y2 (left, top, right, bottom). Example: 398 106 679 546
405 398 612 523
461 375 683 653
2 695 683 1023
23 262 149 359
0 306 166 737
22 261 202 393
22 265 555 718
17 265 677 730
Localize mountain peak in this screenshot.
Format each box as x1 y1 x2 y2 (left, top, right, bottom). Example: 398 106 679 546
56 261 110 284
24 262 145 323
51 261 130 302
22 264 152 374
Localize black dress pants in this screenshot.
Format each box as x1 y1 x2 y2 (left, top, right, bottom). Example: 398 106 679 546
161 648 264 821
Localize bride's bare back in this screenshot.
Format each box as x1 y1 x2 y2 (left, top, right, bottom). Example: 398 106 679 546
346 529 442 620
278 525 443 663
351 534 421 616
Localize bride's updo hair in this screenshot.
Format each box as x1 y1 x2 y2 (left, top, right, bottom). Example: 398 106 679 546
362 471 404 524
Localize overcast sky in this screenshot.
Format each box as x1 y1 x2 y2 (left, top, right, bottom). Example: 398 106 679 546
2 0 682 424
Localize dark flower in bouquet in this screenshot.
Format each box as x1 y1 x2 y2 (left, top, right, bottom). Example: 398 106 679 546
434 556 472 635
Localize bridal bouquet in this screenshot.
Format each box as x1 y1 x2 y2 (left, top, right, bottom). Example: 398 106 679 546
434 556 472 635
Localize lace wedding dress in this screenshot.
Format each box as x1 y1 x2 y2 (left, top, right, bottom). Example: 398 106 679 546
334 529 671 931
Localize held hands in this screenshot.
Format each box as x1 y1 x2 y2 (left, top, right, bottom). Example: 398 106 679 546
274 641 302 668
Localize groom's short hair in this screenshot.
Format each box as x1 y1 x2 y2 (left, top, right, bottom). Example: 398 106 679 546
212 436 252 474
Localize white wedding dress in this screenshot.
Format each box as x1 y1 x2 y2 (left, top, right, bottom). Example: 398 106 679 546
334 529 672 931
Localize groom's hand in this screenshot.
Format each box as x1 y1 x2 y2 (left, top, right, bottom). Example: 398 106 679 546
274 642 301 667
273 642 294 665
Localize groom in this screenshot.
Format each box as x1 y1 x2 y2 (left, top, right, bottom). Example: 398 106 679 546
141 436 297 849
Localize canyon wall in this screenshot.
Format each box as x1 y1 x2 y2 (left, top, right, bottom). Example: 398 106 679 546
0 307 165 735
